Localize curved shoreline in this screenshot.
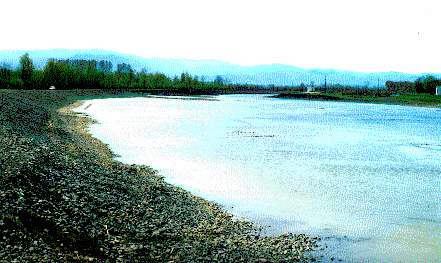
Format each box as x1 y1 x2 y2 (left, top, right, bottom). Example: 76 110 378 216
0 90 319 262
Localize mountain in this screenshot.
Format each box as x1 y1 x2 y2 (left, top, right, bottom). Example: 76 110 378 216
0 49 439 87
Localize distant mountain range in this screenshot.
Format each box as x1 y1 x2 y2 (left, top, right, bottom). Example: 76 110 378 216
0 49 439 87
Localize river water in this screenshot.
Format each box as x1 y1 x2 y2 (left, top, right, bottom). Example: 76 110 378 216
76 94 441 262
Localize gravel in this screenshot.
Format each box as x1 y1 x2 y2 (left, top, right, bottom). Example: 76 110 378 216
0 89 319 262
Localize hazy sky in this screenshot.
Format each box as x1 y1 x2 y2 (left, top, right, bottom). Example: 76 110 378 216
1 0 439 73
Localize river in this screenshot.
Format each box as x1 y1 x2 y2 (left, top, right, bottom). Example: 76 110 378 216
75 94 441 262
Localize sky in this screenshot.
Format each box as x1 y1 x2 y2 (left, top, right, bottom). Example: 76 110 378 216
0 0 440 73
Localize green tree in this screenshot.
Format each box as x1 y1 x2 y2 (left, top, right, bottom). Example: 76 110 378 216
19 53 34 89
31 70 44 90
415 75 440 94
214 75 224 85
0 67 12 89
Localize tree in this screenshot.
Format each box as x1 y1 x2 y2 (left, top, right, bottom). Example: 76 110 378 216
19 53 34 89
214 75 224 85
416 75 440 94
117 63 133 74
98 60 113 73
0 67 12 89
31 70 44 90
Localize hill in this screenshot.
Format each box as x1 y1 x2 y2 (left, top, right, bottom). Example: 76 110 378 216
0 49 439 87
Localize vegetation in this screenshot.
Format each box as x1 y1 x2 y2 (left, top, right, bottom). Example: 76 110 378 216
386 75 441 94
19 53 34 88
276 90 441 107
3 53 438 261
2 53 440 100
415 76 441 94
0 54 286 94
0 89 320 262
277 76 441 107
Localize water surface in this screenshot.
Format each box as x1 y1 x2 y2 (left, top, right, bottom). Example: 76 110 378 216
76 94 441 262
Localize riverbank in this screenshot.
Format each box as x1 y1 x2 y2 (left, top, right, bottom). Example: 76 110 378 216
275 92 441 108
0 89 318 262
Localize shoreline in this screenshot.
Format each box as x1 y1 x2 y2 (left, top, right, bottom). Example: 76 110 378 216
275 92 441 108
0 90 319 262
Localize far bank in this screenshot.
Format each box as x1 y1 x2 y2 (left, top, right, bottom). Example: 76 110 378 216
275 92 441 108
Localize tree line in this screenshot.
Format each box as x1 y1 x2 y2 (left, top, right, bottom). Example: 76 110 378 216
2 53 439 95
0 53 224 92
0 53 284 94
385 76 441 94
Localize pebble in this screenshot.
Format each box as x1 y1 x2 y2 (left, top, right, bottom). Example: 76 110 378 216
0 90 320 262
